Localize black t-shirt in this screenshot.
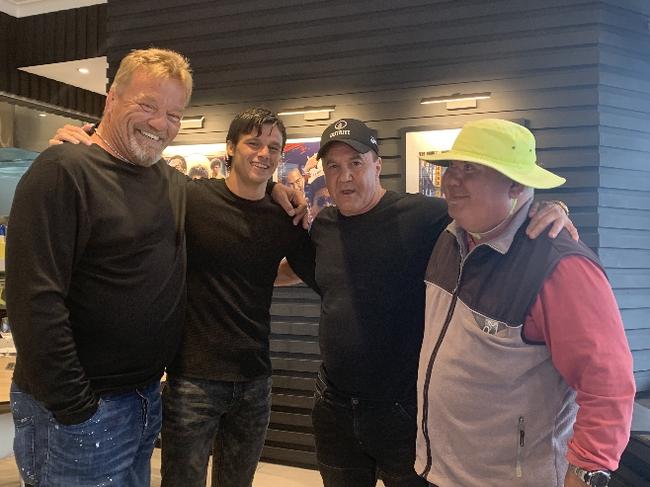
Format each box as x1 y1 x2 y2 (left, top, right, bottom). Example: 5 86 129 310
7 143 187 424
168 178 315 381
310 191 449 401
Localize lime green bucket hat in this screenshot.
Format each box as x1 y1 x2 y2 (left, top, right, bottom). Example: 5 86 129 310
422 119 565 189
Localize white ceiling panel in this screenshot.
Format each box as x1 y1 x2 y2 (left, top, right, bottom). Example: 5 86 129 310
0 0 105 18
19 57 108 95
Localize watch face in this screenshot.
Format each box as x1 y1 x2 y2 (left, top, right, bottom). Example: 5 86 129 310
589 472 610 487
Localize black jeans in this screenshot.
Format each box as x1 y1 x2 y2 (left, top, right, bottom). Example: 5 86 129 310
160 375 272 487
311 373 428 487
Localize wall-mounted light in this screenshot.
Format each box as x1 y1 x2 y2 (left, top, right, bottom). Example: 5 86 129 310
278 106 335 121
38 113 47 117
180 116 205 130
420 92 491 110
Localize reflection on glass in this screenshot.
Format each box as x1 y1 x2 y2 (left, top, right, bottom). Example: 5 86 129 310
0 100 86 215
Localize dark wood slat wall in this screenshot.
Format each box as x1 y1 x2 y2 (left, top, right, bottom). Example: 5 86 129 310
106 0 604 229
0 12 18 95
599 0 650 391
105 0 650 467
0 5 106 118
266 285 321 468
15 5 105 66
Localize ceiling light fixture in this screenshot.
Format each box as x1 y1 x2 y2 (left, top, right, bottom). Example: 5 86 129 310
277 106 335 116
77 68 90 75
38 113 47 117
420 92 491 110
278 106 335 121
180 116 205 130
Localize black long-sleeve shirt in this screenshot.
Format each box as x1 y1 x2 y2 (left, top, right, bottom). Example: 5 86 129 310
310 191 450 401
6 143 187 424
168 178 315 381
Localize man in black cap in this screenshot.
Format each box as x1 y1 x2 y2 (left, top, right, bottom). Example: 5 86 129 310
278 118 576 487
304 119 448 486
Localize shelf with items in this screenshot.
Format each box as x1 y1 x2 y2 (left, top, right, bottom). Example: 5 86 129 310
0 273 5 313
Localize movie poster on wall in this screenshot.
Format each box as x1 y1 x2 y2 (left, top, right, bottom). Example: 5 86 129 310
277 137 333 217
403 128 461 197
162 143 228 180
163 137 334 217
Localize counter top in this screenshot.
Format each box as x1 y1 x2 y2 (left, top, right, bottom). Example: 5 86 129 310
0 355 13 412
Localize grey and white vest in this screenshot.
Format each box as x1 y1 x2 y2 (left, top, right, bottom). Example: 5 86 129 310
416 207 600 487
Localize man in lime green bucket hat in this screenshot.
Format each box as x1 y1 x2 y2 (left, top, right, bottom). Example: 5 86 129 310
415 119 635 487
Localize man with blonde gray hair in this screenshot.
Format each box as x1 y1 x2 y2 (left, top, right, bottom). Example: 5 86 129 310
417 119 635 487
6 47 193 486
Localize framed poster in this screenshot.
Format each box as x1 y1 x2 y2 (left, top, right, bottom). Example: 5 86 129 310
162 143 228 179
277 137 333 216
277 137 321 186
401 127 461 197
163 137 334 216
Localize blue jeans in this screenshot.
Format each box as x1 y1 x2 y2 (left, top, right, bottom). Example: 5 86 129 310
11 380 162 487
312 373 429 487
160 375 272 487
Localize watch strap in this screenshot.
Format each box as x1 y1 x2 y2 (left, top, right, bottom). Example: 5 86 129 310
570 464 611 487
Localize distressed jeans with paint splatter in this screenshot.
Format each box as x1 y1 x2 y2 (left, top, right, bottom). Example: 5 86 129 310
10 380 162 487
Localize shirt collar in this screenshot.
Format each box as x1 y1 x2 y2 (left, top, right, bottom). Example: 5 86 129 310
446 198 534 256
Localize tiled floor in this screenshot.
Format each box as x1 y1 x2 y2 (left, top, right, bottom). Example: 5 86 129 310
224 461 324 487
150 450 326 487
0 450 332 487
0 456 26 487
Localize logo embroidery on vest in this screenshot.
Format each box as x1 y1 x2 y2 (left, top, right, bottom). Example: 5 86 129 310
471 312 518 337
482 318 500 335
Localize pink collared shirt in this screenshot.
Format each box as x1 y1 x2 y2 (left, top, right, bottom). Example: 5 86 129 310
524 255 636 471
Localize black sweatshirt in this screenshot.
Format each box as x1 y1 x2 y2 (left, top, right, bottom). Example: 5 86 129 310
168 178 315 381
6 143 187 425
310 191 450 401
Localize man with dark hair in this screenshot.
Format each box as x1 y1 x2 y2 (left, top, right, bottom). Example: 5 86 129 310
222 108 287 168
158 107 315 487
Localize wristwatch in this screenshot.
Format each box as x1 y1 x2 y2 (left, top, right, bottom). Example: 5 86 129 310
570 464 611 487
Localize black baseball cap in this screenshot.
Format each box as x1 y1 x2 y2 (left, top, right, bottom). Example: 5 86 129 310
317 119 379 160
